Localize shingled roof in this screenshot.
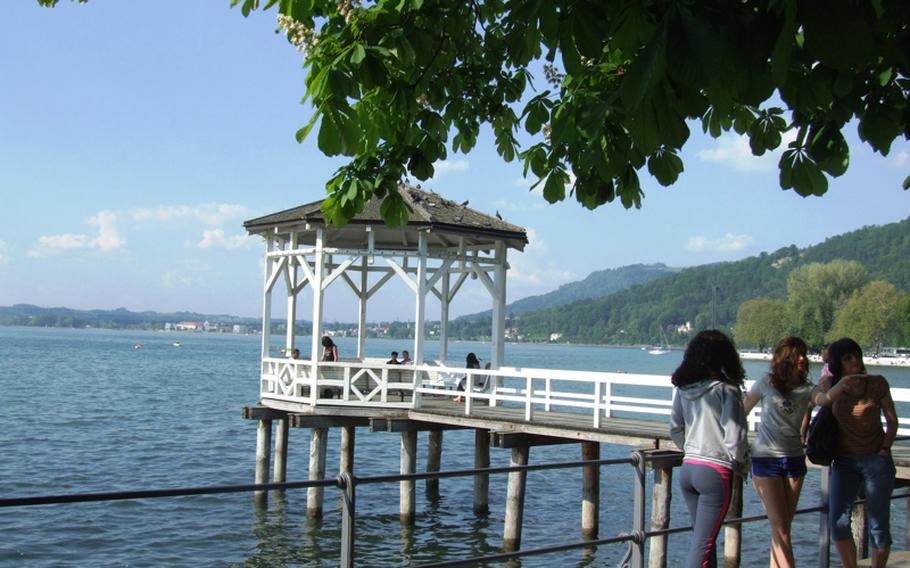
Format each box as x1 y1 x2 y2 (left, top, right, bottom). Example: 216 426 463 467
244 183 528 251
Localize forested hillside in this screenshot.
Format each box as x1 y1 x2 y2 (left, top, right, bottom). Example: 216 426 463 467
466 217 910 345
456 263 676 322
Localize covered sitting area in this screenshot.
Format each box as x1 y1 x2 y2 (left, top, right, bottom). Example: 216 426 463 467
243 183 528 411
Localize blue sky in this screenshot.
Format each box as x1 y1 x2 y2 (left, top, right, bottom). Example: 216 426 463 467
1 2 908 323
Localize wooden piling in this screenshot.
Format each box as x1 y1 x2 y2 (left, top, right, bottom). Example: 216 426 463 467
273 417 289 485
254 419 272 507
340 425 355 475
581 441 600 539
503 445 529 551
426 430 443 498
400 431 418 524
723 474 744 568
307 427 328 518
648 462 673 568
474 429 490 516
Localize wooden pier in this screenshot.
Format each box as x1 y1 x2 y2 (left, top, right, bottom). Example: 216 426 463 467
243 397 910 566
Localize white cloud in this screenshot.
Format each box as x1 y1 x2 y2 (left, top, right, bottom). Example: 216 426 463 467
507 228 576 292
193 229 252 250
29 210 125 257
0 241 11 264
433 160 469 176
697 134 774 172
131 203 248 226
685 233 754 253
88 210 125 251
890 150 908 168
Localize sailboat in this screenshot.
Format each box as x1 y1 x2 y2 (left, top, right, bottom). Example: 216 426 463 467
648 326 670 355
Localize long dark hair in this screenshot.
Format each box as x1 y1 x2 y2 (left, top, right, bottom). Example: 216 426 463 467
671 330 745 388
466 352 480 368
769 336 809 392
321 335 335 349
827 337 865 381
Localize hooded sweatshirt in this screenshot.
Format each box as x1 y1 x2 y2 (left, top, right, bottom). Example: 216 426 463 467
670 379 749 477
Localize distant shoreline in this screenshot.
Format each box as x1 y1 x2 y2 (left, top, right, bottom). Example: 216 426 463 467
739 351 910 368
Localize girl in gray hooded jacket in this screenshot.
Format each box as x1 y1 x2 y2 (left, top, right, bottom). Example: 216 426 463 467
670 330 749 568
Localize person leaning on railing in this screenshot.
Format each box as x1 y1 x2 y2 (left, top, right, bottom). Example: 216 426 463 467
669 330 749 568
812 337 898 568
743 336 814 568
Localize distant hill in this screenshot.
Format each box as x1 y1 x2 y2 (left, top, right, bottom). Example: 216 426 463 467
457 263 678 322
0 304 261 330
458 217 910 345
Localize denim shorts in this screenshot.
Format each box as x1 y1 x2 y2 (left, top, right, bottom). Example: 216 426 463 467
751 456 808 478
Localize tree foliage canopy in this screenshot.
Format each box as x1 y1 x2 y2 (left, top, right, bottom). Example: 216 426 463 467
733 298 788 352
40 0 910 226
827 280 908 349
239 0 910 226
786 260 867 347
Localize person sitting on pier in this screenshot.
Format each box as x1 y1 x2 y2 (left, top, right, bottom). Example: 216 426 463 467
454 352 481 402
669 330 749 568
812 337 897 568
387 351 400 365
290 348 300 360
320 335 338 362
743 336 814 568
400 350 412 364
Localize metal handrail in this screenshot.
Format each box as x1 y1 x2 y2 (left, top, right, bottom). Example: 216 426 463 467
2 450 906 568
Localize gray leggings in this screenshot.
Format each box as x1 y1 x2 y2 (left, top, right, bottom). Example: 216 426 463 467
679 462 733 568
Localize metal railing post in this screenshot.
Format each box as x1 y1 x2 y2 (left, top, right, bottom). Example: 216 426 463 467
631 449 647 568
818 466 830 568
339 472 356 568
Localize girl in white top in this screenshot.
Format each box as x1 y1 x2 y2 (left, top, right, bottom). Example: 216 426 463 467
743 336 814 568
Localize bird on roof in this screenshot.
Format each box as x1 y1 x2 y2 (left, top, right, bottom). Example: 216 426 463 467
460 200 469 207
495 210 503 220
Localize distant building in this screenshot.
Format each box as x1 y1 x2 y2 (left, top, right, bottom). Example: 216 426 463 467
164 322 173 331
233 324 249 334
675 321 693 334
549 332 563 342
175 321 204 331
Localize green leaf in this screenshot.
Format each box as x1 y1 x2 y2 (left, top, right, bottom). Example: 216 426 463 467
620 17 668 111
572 1 605 59
295 110 322 143
858 104 902 155
543 170 566 203
350 44 366 66
317 113 343 156
807 123 849 177
770 1 797 86
791 156 828 197
903 175 910 190
647 149 684 186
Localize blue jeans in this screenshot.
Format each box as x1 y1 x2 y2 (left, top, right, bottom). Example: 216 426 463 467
829 453 895 549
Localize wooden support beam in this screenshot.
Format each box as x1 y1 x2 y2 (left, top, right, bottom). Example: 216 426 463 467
503 445 529 551
254 419 272 508
723 474 744 568
307 427 329 519
491 432 580 448
400 431 417 525
474 429 490 516
581 441 599 540
290 415 370 429
852 501 868 560
273 417 289 485
370 418 469 433
426 430 443 499
340 425 355 476
243 405 289 421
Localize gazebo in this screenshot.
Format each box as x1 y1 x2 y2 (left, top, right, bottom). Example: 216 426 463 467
243 182 528 410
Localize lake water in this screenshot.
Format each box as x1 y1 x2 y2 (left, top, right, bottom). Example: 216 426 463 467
1 327 908 567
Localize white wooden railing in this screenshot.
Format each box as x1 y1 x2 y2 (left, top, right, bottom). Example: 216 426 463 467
259 359 910 434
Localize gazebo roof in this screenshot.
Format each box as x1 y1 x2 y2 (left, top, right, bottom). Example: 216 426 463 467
244 183 528 251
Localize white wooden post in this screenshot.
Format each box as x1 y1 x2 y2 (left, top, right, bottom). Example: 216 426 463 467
491 241 507 368
310 227 325 401
260 236 274 363
440 269 450 363
286 232 298 352
413 232 427 365
357 255 368 359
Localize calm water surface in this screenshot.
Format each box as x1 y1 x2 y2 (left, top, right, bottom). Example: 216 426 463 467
1 327 908 567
